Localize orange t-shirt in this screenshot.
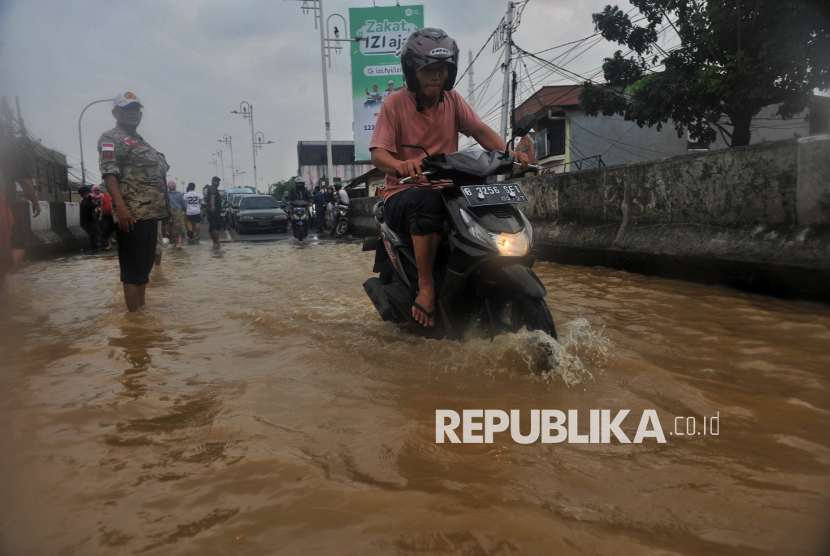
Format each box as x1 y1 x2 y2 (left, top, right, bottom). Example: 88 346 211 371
369 89 483 200
102 193 113 215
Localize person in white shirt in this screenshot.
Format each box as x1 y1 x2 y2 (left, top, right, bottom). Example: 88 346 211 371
334 183 349 206
183 182 204 241
381 80 396 103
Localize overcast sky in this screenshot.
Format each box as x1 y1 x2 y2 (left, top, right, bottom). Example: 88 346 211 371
0 0 634 190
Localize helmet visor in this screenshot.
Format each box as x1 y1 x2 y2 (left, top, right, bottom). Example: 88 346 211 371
410 57 456 71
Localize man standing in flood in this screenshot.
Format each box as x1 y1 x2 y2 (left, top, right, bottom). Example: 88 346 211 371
205 176 223 247
98 92 171 312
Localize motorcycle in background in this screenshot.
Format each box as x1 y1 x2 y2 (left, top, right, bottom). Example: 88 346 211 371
289 200 310 241
332 203 349 236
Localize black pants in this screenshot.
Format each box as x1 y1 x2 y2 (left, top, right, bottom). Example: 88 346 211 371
383 187 447 236
115 219 159 286
208 213 223 233
101 214 114 244
81 221 101 249
316 209 324 232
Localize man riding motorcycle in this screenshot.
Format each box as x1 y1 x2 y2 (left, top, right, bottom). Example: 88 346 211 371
288 177 311 205
369 28 528 327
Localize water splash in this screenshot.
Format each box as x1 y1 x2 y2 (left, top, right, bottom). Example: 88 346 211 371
394 317 613 387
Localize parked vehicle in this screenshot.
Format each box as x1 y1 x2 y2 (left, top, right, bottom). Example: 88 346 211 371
235 195 287 235
362 114 555 340
227 193 254 230
288 200 311 241
332 203 349 236
226 187 255 197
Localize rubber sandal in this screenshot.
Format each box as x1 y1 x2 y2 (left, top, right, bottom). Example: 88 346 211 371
412 300 436 326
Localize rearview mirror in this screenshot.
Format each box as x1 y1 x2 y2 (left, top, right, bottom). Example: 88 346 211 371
513 114 536 138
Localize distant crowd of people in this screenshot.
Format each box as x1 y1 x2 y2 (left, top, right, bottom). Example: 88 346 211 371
279 180 350 233
1 90 357 312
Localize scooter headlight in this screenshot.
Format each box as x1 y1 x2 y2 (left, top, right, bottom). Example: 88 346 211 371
491 232 529 256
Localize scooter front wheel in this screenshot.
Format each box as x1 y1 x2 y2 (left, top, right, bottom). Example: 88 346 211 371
335 219 348 236
508 293 557 340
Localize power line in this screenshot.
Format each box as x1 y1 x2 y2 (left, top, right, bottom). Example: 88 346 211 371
457 20 504 84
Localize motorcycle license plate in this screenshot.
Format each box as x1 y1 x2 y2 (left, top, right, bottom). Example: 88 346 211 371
461 183 529 207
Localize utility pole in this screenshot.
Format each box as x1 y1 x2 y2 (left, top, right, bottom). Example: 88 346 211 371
290 0 351 187
231 102 257 188
219 135 235 187
468 49 476 111
511 70 518 130
316 1 333 187
499 1 515 142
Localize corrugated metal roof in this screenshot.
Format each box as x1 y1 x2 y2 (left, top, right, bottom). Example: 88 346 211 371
513 85 584 124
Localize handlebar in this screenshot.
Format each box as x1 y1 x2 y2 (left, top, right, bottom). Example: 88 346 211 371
395 161 538 185
398 170 434 185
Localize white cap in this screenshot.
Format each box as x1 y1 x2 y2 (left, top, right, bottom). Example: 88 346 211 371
113 91 143 108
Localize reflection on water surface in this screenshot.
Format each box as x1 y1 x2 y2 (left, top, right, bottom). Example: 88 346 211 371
1 241 829 555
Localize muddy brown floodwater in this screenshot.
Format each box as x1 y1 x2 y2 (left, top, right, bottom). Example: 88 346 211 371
1 240 829 556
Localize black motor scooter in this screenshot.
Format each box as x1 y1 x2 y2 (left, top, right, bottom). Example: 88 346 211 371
332 203 349 236
362 114 556 340
289 200 310 241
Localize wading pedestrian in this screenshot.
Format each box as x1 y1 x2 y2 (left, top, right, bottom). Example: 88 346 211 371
0 121 41 275
101 187 115 250
313 185 325 232
167 181 186 250
205 176 223 247
89 184 104 246
97 91 171 312
183 182 203 241
78 186 101 249
0 168 14 291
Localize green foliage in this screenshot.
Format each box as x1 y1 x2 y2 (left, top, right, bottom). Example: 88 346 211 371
578 0 830 146
269 177 295 200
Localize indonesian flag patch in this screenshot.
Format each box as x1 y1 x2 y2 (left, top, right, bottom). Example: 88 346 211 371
101 143 114 159
124 137 139 146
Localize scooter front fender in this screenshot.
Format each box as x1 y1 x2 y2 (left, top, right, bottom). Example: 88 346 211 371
478 262 547 298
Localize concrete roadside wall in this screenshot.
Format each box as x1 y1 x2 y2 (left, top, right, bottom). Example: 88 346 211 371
348 135 830 302
515 135 830 301
349 196 382 239
14 201 91 259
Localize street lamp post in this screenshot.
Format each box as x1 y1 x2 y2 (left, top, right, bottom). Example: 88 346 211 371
253 132 274 193
232 166 246 185
230 102 259 190
209 158 219 176
213 150 226 184
78 98 111 187
290 0 352 187
218 135 235 187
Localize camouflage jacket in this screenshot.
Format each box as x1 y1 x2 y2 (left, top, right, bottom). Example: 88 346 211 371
98 125 171 221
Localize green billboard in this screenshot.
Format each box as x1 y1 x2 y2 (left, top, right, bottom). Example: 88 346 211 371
349 5 424 162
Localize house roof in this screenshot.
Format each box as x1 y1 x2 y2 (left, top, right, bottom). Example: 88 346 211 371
346 167 385 190
513 85 583 125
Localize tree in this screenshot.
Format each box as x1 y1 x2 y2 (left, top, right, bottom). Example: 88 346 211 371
578 0 830 147
269 177 295 201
